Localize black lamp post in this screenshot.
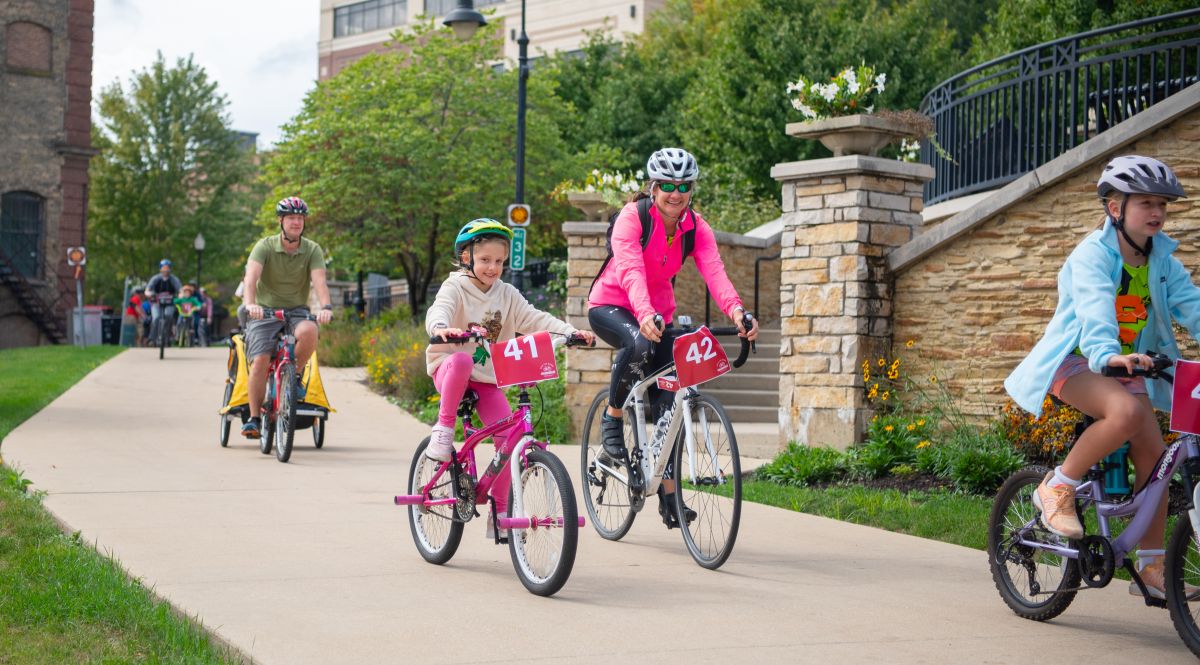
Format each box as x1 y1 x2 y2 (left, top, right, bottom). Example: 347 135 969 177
445 0 528 291
193 232 206 287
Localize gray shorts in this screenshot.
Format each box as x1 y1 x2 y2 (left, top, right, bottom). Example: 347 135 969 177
244 308 313 360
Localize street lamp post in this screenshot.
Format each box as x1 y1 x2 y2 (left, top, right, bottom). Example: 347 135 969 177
193 233 206 287
445 0 528 291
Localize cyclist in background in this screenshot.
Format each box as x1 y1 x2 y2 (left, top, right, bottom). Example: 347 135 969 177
144 259 182 343
240 196 333 438
1005 155 1198 599
587 147 759 529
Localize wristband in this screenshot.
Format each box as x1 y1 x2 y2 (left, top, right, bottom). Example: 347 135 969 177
321 304 333 311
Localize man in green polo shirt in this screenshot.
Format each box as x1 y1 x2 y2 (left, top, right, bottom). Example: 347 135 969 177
241 196 333 438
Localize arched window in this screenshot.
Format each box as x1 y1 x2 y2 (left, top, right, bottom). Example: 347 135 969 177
5 21 52 75
1 192 45 278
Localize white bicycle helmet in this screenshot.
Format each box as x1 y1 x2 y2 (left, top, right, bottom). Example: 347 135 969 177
1097 155 1186 200
646 148 699 182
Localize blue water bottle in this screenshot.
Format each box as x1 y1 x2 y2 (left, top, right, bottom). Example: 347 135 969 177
1103 443 1132 496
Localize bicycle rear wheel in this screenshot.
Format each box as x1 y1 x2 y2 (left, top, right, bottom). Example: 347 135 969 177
509 448 578 596
673 394 741 570
1167 513 1200 656
988 466 1079 620
580 389 637 541
408 436 464 565
274 362 297 463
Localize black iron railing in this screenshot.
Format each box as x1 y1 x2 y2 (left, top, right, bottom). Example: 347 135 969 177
919 9 1200 205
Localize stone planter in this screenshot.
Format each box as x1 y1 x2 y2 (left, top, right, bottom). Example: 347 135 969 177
566 191 617 222
786 114 913 157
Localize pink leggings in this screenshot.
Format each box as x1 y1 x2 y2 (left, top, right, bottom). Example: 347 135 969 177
433 352 516 512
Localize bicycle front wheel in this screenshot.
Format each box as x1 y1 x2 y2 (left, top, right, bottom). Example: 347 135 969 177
672 394 741 570
580 389 636 541
1167 512 1200 656
408 436 464 565
219 381 233 448
157 319 167 359
988 466 1079 620
274 362 297 463
509 448 578 596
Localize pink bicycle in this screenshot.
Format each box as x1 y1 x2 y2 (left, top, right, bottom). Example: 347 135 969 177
394 329 591 596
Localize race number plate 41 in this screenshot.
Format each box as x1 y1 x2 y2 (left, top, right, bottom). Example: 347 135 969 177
492 331 559 388
1170 359 1200 435
672 326 731 388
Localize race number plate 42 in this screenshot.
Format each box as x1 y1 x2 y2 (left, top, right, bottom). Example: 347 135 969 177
1170 359 1200 435
492 331 559 388
672 326 731 388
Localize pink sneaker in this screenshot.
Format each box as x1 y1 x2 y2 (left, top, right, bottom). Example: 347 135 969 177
1032 473 1084 539
425 425 455 462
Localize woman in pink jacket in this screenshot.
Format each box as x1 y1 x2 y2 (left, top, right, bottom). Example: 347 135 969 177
587 147 759 528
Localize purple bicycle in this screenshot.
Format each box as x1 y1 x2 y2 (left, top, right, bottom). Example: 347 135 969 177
988 353 1200 655
394 329 592 596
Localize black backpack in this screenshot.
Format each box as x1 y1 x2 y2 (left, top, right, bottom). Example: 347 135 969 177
589 196 697 297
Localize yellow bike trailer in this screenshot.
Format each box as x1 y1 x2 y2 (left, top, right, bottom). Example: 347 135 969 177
219 332 335 448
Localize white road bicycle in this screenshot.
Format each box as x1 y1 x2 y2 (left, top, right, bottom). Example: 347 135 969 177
580 313 754 569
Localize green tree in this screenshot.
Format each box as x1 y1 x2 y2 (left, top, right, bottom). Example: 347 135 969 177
264 20 597 314
88 53 256 305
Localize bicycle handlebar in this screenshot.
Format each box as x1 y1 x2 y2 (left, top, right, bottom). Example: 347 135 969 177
428 331 595 348
1100 351 1174 381
261 307 320 323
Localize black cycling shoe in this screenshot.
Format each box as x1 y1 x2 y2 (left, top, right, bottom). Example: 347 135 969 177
598 412 628 464
241 417 261 439
658 490 697 530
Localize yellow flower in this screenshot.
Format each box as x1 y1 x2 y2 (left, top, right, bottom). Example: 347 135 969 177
871 415 878 422
884 425 893 432
428 394 440 402
917 419 925 426
906 423 916 431
882 391 890 401
905 340 914 348
887 369 899 380
868 384 878 398
917 440 930 448
929 376 938 384
877 358 886 367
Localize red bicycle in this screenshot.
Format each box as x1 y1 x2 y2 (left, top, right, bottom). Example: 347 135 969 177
257 307 319 463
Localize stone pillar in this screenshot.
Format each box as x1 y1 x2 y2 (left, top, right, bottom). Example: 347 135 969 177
562 221 615 437
771 156 934 449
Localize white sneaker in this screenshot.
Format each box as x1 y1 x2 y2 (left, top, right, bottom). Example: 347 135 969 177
425 425 455 462
486 510 509 542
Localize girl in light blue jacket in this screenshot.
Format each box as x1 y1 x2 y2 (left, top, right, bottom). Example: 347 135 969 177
1004 155 1195 599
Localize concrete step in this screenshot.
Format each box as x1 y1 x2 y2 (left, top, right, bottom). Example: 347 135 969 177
709 403 777 424
706 372 779 391
702 388 779 408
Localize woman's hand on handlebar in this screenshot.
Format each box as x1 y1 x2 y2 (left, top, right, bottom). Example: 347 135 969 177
638 314 663 343
432 327 464 342
733 308 758 342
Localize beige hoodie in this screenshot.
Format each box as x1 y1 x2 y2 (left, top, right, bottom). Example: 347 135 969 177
425 272 576 383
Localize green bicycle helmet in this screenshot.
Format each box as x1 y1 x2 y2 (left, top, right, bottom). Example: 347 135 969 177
454 218 513 255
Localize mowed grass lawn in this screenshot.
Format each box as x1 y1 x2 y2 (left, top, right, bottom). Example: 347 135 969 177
0 345 239 664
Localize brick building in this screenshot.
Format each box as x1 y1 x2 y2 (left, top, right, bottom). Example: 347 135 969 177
318 0 665 80
0 0 95 347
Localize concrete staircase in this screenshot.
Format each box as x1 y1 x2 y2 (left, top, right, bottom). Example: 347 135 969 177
702 327 781 459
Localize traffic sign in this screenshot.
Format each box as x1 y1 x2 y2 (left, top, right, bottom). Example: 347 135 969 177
507 203 531 227
510 227 527 271
66 246 87 266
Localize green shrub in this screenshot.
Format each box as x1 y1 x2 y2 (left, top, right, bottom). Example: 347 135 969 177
945 429 1026 495
317 315 365 367
756 443 847 487
850 414 930 479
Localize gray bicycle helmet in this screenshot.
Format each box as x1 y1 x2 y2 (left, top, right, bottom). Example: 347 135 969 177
1097 155 1186 200
646 148 700 182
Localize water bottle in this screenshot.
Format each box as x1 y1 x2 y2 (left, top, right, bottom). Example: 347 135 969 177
1103 443 1132 496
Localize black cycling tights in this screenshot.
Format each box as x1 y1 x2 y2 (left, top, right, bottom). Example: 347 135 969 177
588 305 675 414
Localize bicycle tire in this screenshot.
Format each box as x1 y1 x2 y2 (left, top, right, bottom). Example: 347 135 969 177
673 394 741 570
275 362 297 463
313 418 325 449
408 436 464 565
988 466 1080 620
259 374 275 455
580 389 637 541
1166 513 1200 656
509 448 578 596
219 381 233 448
157 317 166 360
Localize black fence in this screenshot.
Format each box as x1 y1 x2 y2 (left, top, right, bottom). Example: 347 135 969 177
919 9 1200 206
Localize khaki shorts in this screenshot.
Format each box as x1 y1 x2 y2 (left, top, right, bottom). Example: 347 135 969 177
244 308 312 360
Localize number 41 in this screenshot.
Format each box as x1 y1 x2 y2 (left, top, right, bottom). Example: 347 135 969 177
503 336 539 361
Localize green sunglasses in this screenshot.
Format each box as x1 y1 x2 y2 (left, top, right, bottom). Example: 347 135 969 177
657 182 694 194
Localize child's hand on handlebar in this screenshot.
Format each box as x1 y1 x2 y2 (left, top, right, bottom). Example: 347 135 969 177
572 330 596 346
432 327 464 341
638 314 663 343
1107 352 1153 374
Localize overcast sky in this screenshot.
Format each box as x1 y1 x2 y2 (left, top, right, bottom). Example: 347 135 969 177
94 0 320 149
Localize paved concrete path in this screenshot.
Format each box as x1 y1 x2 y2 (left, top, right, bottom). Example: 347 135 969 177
3 348 1195 664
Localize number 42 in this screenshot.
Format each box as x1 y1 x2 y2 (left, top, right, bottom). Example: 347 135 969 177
685 337 717 364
